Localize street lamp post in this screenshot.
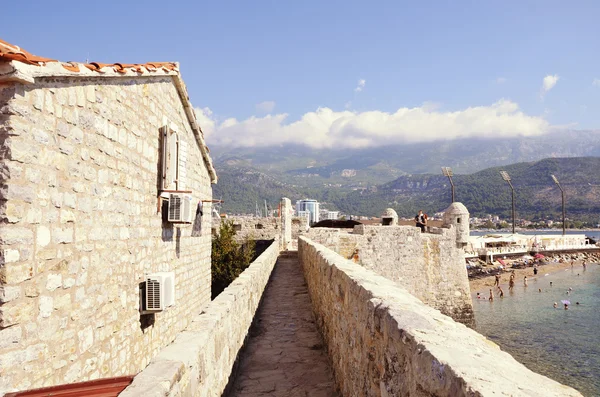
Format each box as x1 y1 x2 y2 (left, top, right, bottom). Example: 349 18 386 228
500 171 516 234
441 167 455 203
551 175 566 236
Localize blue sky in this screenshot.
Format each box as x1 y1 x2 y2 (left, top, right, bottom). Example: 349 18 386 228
3 1 599 148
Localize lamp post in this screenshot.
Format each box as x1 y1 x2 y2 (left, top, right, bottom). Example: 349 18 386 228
500 171 516 234
441 167 455 203
551 175 566 236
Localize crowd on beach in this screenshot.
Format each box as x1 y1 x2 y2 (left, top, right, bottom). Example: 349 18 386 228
473 255 597 309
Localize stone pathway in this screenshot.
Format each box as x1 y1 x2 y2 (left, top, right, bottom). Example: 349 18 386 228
228 251 338 397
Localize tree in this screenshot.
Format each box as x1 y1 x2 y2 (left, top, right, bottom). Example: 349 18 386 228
211 220 255 299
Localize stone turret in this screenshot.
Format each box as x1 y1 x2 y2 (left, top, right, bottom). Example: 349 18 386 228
443 202 470 248
381 208 398 226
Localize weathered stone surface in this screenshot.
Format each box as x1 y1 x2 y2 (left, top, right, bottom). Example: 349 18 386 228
298 237 583 397
120 240 280 397
307 224 475 326
229 251 337 396
0 75 214 392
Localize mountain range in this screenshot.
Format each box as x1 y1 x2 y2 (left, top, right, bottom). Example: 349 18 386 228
210 130 600 220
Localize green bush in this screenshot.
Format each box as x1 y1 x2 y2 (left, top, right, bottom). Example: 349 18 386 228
211 220 255 299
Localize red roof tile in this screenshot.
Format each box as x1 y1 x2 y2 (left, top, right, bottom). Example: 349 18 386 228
0 38 177 73
3 376 135 397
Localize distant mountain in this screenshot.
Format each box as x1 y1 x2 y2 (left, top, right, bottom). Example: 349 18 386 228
213 156 600 220
338 157 600 219
210 130 600 189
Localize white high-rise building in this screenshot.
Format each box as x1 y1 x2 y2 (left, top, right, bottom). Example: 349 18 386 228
295 199 320 224
326 211 339 220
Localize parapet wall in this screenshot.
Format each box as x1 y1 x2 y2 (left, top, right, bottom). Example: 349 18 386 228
119 239 280 397
298 237 583 397
306 225 474 326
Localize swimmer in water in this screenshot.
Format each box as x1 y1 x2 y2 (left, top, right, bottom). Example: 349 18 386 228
489 289 494 301
564 303 569 310
476 292 481 299
550 281 553 287
498 286 504 298
538 288 542 293
524 276 528 287
553 302 558 308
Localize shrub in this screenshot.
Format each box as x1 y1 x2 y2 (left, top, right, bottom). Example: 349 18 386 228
211 220 255 299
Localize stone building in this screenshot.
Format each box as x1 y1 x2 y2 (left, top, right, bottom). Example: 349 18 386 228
0 40 217 392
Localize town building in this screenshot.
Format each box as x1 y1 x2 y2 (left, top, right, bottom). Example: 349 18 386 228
295 199 319 224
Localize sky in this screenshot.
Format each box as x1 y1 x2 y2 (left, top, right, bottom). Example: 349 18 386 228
3 1 599 149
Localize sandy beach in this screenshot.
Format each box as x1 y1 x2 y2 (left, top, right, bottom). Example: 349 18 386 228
469 258 596 294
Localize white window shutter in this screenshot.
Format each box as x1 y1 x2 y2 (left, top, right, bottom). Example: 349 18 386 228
161 126 179 191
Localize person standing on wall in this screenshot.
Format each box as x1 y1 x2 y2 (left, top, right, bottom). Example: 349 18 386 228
415 210 426 233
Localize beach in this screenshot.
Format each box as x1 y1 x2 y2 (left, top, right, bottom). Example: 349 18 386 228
469 255 599 293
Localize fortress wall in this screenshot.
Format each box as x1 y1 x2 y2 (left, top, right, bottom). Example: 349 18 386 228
298 237 583 397
120 239 280 397
306 226 474 326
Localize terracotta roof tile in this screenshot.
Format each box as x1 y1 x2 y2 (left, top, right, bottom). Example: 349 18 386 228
0 38 177 73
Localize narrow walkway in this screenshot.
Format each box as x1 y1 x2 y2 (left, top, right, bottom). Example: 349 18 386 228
229 251 338 397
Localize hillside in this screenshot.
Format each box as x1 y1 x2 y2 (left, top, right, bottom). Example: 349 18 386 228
210 130 600 188
213 157 600 220
339 157 600 219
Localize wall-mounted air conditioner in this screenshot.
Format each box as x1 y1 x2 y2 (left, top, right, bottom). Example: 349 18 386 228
140 272 175 314
168 193 193 223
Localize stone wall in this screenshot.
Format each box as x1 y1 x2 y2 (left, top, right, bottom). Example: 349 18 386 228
221 212 308 251
306 225 474 325
298 237 583 397
0 76 213 392
119 239 280 397
226 217 280 242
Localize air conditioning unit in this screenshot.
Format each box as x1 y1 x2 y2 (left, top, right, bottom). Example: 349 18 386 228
140 272 175 314
168 193 193 223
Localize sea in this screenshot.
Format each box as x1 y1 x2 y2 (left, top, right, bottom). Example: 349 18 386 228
471 232 600 396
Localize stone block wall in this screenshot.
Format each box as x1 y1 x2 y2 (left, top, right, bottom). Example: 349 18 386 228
0 76 213 392
226 217 280 242
119 239 280 397
306 225 474 326
298 237 583 397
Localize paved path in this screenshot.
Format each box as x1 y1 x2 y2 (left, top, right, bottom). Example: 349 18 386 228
228 251 338 397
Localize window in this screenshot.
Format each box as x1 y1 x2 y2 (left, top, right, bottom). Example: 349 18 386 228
457 217 461 223
161 125 179 191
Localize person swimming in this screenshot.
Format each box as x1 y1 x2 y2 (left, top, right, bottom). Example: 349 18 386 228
489 289 494 301
564 303 569 310
538 288 542 292
553 302 558 308
524 276 528 287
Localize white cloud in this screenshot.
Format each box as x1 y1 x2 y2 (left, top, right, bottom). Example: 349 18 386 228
354 79 366 92
593 78 600 87
541 74 559 96
496 77 507 84
255 100 276 113
197 99 550 149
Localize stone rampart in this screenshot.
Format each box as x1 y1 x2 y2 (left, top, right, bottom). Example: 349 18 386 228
298 237 583 396
119 239 280 397
306 225 474 325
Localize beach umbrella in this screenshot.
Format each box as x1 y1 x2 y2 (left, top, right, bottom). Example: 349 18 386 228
534 253 545 259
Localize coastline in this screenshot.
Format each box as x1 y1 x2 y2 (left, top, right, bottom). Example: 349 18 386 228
469 257 597 293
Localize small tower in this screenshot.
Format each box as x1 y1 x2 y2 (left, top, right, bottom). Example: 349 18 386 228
443 202 470 247
381 208 398 226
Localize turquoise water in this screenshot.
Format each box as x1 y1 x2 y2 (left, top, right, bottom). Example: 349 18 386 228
472 264 600 396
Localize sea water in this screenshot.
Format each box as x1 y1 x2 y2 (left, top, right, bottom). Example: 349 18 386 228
472 264 600 396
